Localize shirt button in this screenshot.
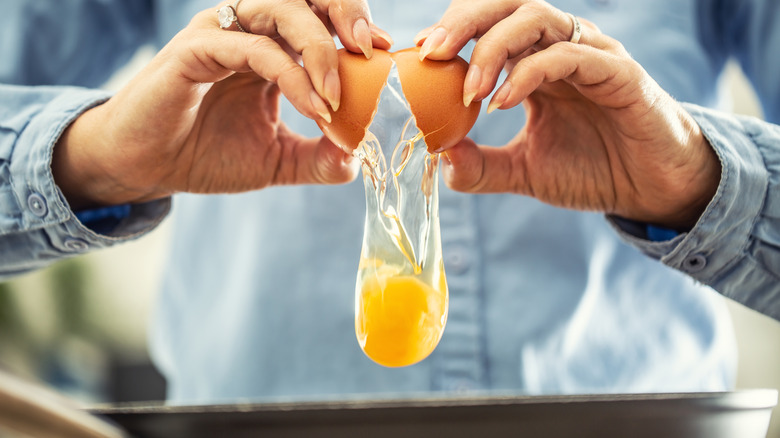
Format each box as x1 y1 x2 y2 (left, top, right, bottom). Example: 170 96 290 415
27 192 48 217
682 253 707 273
63 238 89 252
445 248 470 274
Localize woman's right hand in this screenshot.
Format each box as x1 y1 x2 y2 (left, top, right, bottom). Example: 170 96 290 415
53 0 392 210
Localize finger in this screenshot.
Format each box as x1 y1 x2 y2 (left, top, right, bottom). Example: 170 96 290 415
307 137 360 184
413 25 435 46
415 1 518 61
308 0 377 58
464 3 613 105
486 42 640 113
223 0 340 111
441 138 526 194
183 14 333 123
370 23 394 49
308 4 393 50
248 0 342 112
274 126 360 185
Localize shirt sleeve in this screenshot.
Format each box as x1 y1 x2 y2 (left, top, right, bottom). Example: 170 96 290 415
0 84 170 280
609 103 780 321
610 0 780 320
0 1 166 279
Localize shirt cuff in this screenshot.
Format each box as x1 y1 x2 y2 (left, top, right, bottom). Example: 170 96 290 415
609 103 780 320
2 86 170 259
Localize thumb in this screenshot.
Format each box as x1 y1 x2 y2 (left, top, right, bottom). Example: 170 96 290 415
441 137 524 194
291 134 360 185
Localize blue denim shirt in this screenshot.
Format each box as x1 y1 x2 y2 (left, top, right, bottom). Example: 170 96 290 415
1 0 779 404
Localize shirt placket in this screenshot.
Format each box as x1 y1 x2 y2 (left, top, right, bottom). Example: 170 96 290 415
431 185 486 392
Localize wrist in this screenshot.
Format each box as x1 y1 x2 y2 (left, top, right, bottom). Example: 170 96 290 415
660 125 722 231
52 103 164 210
630 108 722 232
53 105 114 210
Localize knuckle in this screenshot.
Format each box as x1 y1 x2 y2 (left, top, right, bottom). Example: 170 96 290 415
275 0 312 23
306 38 338 53
276 67 312 101
560 41 581 54
244 37 296 81
245 35 276 56
608 39 630 56
518 53 543 73
523 0 551 19
277 61 305 83
248 15 275 35
475 37 509 60
439 5 477 33
300 39 338 69
191 8 214 27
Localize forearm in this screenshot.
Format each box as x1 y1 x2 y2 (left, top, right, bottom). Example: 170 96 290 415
0 85 169 278
610 103 780 320
51 101 166 210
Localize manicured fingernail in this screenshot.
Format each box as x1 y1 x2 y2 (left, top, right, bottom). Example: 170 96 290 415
323 69 340 112
353 19 373 59
310 90 332 123
487 81 512 114
371 24 394 47
463 64 481 107
419 27 447 60
413 26 434 46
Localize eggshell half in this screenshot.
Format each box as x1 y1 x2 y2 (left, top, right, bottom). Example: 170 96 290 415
318 48 481 153
318 50 393 151
393 47 481 152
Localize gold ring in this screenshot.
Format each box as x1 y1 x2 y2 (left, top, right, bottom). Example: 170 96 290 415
567 13 582 44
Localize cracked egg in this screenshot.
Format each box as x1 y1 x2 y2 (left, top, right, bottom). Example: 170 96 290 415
318 47 481 153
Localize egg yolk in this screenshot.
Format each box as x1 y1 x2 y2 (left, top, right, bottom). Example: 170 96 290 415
356 268 447 367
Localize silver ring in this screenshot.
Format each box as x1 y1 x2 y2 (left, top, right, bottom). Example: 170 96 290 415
217 0 246 32
567 13 582 44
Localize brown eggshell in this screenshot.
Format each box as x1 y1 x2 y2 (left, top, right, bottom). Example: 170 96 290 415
317 50 393 152
393 47 481 152
318 47 481 153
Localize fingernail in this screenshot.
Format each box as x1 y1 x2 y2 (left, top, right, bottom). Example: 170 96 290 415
310 90 332 124
487 81 512 114
353 19 373 59
323 69 340 112
419 27 447 60
371 24 394 47
463 64 481 107
413 26 434 46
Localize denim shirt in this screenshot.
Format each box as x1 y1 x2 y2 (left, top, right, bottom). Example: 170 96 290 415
1 0 779 404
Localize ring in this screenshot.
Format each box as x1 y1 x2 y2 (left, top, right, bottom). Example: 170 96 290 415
566 13 582 44
217 0 246 32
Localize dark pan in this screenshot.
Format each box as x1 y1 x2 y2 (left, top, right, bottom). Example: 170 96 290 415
92 390 777 438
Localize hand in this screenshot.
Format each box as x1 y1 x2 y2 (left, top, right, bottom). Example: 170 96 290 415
53 0 393 210
415 0 721 230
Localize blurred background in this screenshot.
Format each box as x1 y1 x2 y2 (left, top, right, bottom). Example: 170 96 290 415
0 47 778 436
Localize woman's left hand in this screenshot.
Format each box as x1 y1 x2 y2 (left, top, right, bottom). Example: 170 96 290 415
415 0 721 230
